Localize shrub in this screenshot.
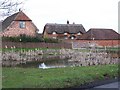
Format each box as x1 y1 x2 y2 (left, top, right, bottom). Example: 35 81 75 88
2 35 44 42
2 35 59 43
44 38 59 43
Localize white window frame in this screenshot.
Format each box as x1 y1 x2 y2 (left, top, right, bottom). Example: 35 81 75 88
19 21 25 29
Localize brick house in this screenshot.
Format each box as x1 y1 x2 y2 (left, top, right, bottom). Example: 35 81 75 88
0 11 38 37
43 22 86 40
76 28 120 47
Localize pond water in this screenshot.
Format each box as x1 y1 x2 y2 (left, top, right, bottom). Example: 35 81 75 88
17 58 70 68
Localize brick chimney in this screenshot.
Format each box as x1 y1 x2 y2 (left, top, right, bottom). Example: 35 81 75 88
67 20 69 24
73 22 75 24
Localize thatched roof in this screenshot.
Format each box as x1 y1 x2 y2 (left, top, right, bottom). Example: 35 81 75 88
79 28 120 40
43 23 86 34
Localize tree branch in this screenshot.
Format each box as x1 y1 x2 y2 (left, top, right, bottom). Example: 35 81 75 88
0 0 23 17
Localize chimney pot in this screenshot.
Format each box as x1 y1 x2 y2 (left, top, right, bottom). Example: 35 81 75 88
67 20 69 24
19 8 21 12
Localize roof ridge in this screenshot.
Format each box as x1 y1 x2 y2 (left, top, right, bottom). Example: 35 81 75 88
46 23 82 26
89 28 113 30
14 11 21 21
14 11 31 21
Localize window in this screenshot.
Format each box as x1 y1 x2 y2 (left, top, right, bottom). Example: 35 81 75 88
64 33 67 35
65 37 68 39
70 36 76 40
71 37 74 39
19 21 25 28
53 37 56 39
52 32 56 35
77 32 81 35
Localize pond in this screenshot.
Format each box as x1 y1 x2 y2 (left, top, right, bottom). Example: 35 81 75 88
2 56 72 68
17 58 70 68
2 49 119 68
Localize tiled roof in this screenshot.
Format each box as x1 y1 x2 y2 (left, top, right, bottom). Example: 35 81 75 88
43 23 86 34
79 28 120 40
2 11 31 31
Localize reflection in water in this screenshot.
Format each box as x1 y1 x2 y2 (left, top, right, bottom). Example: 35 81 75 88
15 57 70 68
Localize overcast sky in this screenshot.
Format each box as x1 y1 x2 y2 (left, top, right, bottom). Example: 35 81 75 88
5 0 120 33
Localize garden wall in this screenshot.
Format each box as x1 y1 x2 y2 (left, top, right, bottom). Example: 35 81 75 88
2 41 72 49
71 40 120 48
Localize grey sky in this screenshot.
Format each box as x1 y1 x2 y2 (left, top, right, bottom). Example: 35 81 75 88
2 0 120 33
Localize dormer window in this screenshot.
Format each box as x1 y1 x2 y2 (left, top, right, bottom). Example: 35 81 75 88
77 32 81 35
19 21 25 29
70 35 76 40
64 33 67 35
52 32 56 35
71 36 74 39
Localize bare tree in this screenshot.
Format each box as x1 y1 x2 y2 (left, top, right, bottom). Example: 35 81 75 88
0 0 23 18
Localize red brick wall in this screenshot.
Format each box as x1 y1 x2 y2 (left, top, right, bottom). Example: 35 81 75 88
2 21 36 37
2 42 72 49
2 40 119 49
74 40 120 47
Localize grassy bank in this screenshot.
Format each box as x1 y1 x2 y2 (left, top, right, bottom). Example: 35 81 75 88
1 47 119 52
1 47 61 52
2 64 118 88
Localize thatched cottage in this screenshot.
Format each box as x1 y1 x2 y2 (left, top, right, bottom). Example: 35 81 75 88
43 22 86 40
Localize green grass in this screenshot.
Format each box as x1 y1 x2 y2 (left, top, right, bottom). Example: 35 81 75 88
2 64 119 88
1 48 61 52
1 47 119 52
